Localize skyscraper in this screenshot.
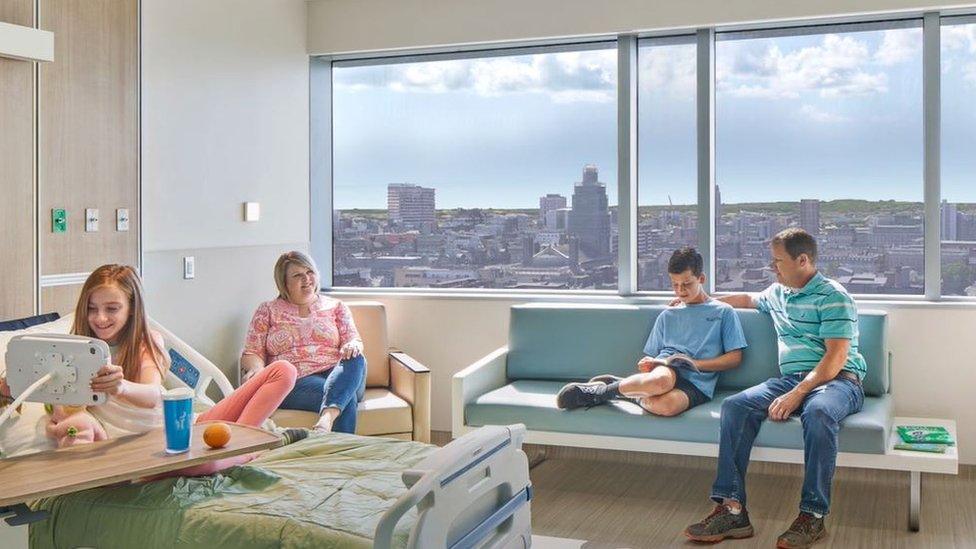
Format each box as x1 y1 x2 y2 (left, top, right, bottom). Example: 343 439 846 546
539 194 567 224
388 184 435 229
568 165 611 258
941 199 959 241
800 199 820 236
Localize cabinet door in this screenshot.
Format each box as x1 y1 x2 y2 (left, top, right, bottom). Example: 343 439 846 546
0 1 37 319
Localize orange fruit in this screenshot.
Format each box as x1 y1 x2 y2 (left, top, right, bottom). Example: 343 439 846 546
203 422 232 449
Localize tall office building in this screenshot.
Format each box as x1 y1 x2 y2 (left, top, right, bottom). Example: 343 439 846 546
941 199 959 241
539 194 567 224
800 199 820 236
568 164 611 258
388 184 435 228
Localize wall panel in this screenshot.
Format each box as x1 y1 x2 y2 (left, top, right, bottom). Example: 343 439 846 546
0 1 36 319
39 0 139 277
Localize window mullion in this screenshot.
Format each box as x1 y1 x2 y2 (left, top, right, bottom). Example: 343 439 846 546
618 35 638 296
923 12 941 301
697 29 716 293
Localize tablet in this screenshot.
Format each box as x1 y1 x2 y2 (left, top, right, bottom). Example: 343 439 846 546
4 334 109 406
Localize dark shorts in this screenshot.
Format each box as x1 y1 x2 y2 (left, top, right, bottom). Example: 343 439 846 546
672 370 711 410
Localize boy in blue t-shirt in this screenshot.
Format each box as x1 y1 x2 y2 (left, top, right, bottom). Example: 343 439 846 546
557 247 748 415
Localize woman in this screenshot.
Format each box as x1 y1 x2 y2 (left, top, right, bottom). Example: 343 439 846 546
241 251 366 433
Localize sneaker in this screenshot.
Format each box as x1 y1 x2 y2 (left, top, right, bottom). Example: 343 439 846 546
275 427 310 445
588 374 623 385
556 382 613 410
684 504 755 543
776 512 826 548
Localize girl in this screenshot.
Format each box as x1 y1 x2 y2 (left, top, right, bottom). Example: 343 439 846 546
48 264 302 474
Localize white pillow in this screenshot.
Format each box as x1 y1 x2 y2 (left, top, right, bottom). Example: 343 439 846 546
0 314 75 458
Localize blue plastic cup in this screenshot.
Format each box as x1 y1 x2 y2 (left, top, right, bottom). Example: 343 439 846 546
162 387 194 454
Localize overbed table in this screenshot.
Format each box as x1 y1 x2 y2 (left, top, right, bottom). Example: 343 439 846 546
0 422 282 525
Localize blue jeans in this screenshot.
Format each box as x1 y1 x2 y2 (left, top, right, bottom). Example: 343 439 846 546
710 373 864 516
278 355 367 434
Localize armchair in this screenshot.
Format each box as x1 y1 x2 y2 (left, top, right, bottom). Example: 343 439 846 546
271 301 430 442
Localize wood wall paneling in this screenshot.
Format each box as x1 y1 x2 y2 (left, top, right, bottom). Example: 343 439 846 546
40 284 82 317
39 0 139 278
0 1 37 320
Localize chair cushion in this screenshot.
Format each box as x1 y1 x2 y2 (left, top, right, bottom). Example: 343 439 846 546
272 388 413 436
465 380 891 454
505 304 889 397
346 301 390 388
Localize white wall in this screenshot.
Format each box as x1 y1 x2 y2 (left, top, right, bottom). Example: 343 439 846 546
336 293 976 464
141 0 310 379
307 0 972 55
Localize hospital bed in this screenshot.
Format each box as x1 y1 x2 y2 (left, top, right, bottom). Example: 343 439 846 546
1 314 532 549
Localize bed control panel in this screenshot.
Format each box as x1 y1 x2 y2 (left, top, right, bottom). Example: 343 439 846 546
168 349 200 389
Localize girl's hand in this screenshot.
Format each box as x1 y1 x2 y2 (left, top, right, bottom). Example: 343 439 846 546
340 340 363 360
91 363 125 395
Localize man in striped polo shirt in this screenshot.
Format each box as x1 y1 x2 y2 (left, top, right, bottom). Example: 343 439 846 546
685 228 867 549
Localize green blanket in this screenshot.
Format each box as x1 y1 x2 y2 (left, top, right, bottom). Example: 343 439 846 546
29 433 435 548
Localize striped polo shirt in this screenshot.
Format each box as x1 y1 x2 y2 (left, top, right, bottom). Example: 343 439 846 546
755 272 868 379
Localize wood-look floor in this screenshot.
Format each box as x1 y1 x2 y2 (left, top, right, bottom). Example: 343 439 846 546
432 433 975 548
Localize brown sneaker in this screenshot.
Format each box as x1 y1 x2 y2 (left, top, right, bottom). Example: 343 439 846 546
776 512 826 548
684 504 754 542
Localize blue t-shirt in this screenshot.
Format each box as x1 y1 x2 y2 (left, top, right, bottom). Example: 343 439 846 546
642 299 748 398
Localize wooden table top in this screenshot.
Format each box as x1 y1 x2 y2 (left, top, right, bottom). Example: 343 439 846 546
0 421 282 507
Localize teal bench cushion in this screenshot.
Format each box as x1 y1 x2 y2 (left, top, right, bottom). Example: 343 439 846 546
505 304 889 397
465 380 892 454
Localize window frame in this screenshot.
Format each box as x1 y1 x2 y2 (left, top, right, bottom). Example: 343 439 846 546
310 10 976 304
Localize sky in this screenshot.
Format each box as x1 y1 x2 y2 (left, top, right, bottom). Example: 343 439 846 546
332 22 976 210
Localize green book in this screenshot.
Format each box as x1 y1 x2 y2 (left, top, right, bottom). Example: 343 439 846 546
894 443 948 454
896 425 955 445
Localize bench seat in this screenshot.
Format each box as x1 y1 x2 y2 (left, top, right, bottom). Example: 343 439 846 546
466 380 892 454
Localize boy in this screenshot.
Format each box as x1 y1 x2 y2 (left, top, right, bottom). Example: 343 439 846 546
556 247 747 416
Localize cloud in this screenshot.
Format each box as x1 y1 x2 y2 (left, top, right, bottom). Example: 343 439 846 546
336 49 616 103
943 24 976 53
943 24 976 87
798 104 849 123
638 43 697 100
875 28 921 66
718 34 888 99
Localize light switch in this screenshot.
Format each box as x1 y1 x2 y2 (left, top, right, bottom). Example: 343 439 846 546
85 208 99 232
243 202 260 222
116 208 129 231
183 256 195 279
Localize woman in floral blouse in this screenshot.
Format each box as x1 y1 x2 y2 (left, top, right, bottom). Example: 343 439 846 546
240 251 365 433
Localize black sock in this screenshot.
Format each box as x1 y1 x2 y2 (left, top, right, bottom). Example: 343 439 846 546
604 381 622 400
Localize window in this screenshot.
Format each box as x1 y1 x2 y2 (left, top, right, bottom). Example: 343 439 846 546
941 18 976 297
637 37 698 291
331 45 618 290
715 23 924 295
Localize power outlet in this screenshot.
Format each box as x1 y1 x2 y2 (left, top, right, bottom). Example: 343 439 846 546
52 208 67 233
116 209 129 231
183 256 195 280
85 208 99 232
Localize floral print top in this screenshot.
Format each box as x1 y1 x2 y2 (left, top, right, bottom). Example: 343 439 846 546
243 296 360 378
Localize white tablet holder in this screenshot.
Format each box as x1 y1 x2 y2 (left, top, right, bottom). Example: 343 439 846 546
4 334 109 407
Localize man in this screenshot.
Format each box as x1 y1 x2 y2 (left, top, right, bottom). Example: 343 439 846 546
684 228 867 549
556 247 746 417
